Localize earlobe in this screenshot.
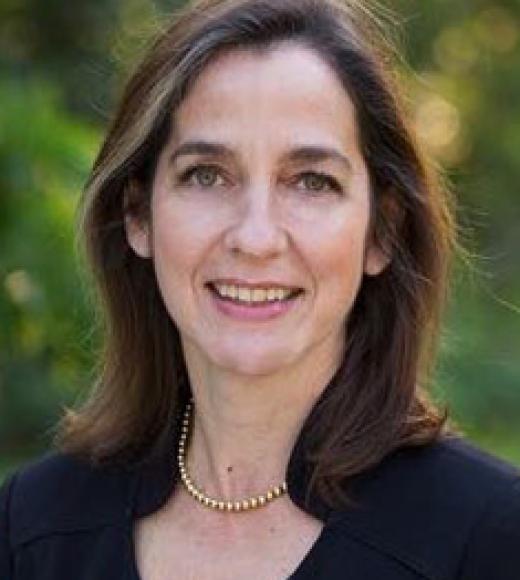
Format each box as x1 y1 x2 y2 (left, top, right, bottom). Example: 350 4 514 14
364 244 391 277
364 192 402 276
124 214 152 259
123 179 152 258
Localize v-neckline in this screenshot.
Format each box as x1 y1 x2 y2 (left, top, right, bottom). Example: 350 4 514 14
127 508 332 580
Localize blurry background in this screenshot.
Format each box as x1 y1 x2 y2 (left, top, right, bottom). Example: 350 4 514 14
1 0 519 481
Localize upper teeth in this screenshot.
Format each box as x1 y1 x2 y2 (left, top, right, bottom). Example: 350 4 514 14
213 283 297 303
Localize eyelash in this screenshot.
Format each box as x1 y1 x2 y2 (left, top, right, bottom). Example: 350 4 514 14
177 164 227 187
296 171 343 194
177 164 343 194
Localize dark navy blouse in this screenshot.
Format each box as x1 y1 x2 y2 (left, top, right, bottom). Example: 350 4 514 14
2 431 520 579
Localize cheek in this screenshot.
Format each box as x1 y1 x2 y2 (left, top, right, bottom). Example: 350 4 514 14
306 216 369 300
148 207 201 315
150 193 219 266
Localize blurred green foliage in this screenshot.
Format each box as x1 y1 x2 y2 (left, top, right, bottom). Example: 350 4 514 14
1 0 519 482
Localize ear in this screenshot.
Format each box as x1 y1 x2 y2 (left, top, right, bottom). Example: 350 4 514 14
123 180 152 258
363 193 403 277
124 213 152 258
364 243 391 277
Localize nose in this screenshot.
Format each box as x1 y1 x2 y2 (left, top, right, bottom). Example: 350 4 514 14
223 185 289 259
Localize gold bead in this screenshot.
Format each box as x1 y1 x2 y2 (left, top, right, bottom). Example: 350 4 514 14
226 502 233 511
266 491 273 500
242 500 250 510
218 501 225 510
250 498 258 508
258 495 266 505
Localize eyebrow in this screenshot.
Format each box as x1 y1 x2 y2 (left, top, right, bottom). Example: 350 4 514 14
168 141 234 165
168 140 353 173
286 145 352 173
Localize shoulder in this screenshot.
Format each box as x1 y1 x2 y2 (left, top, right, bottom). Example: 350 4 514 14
330 436 520 580
1 451 137 548
366 434 519 499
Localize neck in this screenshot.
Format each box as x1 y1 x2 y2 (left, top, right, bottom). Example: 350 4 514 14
180 338 341 501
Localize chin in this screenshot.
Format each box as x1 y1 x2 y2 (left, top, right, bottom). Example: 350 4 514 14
210 344 299 378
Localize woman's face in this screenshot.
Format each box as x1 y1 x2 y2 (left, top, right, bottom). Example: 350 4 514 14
127 42 387 377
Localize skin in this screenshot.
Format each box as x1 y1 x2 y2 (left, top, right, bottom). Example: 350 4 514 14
127 40 389 579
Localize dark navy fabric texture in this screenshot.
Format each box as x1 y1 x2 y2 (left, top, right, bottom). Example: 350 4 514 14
1 435 520 579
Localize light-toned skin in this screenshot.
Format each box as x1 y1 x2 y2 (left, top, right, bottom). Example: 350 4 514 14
127 41 388 580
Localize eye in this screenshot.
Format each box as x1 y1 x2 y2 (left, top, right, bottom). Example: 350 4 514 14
177 164 226 188
295 171 343 194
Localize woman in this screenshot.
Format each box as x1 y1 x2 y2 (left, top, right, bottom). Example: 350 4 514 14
1 0 519 578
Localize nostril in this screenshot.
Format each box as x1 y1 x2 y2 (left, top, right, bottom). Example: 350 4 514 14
223 216 289 258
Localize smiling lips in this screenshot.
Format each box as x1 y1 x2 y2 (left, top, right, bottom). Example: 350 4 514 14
207 280 303 322
207 281 303 305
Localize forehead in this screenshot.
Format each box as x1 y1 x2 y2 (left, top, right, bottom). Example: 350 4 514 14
172 42 360 152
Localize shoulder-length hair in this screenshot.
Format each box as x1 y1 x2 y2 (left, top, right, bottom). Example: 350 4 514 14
57 0 456 507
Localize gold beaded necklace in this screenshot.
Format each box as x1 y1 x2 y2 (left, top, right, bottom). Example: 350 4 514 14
177 400 288 512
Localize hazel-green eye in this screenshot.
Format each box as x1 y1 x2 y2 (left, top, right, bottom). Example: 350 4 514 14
297 171 342 193
196 167 218 187
178 165 225 187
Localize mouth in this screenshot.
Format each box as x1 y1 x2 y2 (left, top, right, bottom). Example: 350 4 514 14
205 282 304 307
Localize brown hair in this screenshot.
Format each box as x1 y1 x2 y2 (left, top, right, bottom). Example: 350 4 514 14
56 0 456 507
